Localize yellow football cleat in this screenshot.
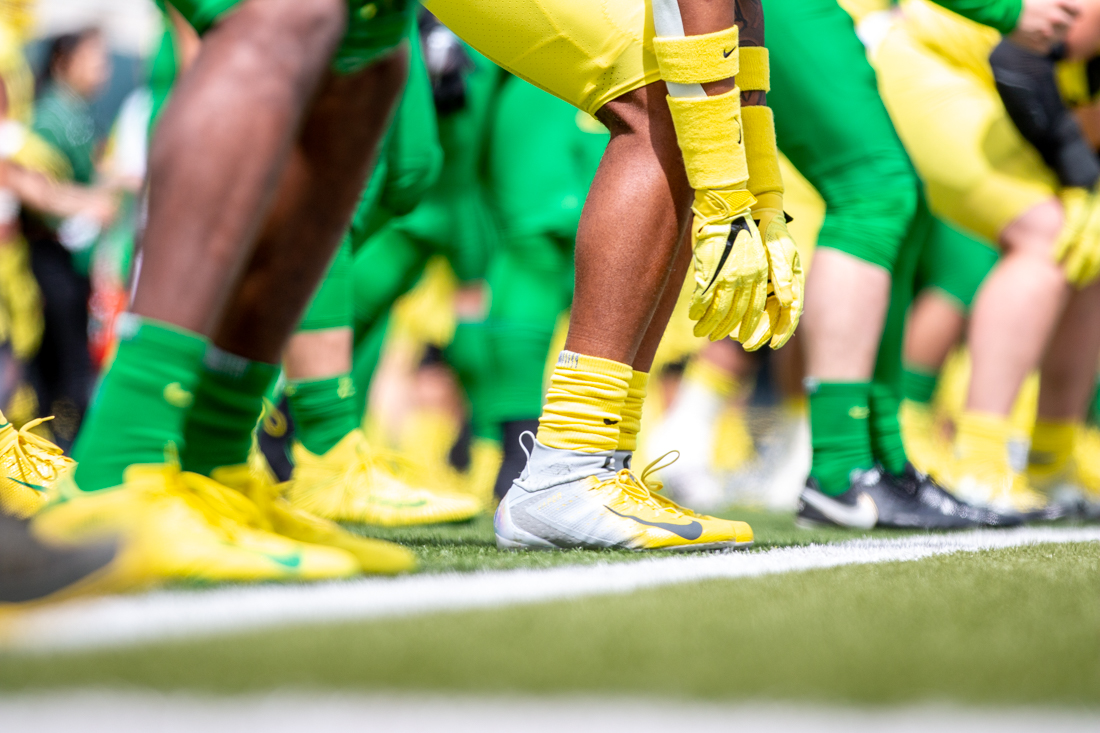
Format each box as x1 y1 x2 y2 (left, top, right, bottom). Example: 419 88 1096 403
33 464 361 590
286 430 483 527
211 463 417 574
0 411 74 518
1028 424 1100 519
949 456 1063 521
495 439 753 551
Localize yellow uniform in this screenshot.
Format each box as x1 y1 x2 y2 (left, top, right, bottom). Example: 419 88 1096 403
422 0 660 115
873 0 1056 242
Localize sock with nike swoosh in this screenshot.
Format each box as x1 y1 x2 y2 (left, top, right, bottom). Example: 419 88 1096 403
536 351 631 453
72 315 207 491
807 380 874 496
182 347 281 476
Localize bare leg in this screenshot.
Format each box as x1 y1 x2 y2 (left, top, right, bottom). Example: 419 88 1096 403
904 290 966 374
132 0 347 332
1036 279 1100 421
967 199 1069 415
214 52 408 362
802 249 891 380
285 329 351 381
566 84 694 365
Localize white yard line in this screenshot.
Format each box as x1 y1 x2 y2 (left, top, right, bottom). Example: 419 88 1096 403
5 526 1099 654
1 691 1098 733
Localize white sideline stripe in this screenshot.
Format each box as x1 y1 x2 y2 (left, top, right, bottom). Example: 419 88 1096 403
5 526 1100 654
2 692 1098 733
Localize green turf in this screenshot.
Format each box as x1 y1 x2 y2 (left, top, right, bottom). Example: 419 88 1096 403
345 508 902 574
4 543 1097 705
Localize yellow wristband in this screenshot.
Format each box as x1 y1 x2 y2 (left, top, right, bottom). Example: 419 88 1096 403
653 26 739 85
667 87 749 190
738 47 770 93
743 105 783 200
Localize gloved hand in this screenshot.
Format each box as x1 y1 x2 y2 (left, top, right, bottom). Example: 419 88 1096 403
739 192 803 350
688 187 771 344
1055 187 1100 286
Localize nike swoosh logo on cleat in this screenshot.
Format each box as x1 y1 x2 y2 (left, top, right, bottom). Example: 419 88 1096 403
263 551 302 569
8 477 46 493
802 491 878 529
607 507 704 540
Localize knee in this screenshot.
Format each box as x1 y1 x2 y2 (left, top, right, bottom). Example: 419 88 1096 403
820 170 919 272
227 0 347 71
1000 198 1064 260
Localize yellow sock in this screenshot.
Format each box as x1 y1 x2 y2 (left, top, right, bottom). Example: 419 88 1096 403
617 370 649 452
955 411 1012 467
684 357 740 400
537 351 632 453
1028 419 1076 477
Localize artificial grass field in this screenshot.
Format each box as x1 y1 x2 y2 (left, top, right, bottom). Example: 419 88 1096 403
2 512 1098 706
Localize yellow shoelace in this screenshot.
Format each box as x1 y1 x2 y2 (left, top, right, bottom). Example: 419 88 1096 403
1 416 73 484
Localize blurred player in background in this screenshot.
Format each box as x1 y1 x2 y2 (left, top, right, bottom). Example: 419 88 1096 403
876 0 1100 518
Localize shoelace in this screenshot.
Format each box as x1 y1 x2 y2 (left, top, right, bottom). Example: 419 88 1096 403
1 416 73 483
609 452 700 517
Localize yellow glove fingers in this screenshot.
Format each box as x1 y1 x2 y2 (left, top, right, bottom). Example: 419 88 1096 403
739 292 775 351
718 269 767 344
770 251 804 349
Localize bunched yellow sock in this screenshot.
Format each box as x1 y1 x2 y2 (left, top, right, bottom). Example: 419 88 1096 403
537 351 632 453
617 370 649 453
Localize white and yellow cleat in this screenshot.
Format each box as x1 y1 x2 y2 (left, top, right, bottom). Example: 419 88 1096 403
0 410 74 518
211 463 417 574
1028 425 1100 521
33 464 362 590
950 457 1065 522
495 437 753 552
286 430 483 527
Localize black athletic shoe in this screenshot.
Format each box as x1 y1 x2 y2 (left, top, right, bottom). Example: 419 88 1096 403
797 466 973 530
0 510 117 604
895 463 1022 528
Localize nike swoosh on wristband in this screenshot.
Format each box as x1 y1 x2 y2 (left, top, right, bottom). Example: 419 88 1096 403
802 490 878 529
723 47 735 57
606 507 704 540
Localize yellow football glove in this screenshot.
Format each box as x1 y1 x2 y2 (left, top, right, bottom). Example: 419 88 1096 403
1055 187 1100 287
688 187 770 342
740 192 803 350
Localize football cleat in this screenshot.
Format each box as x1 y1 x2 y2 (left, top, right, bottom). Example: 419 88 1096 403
286 430 483 527
495 436 753 552
0 410 74 518
210 464 417 574
796 466 973 530
33 464 362 590
949 456 1066 522
1027 429 1100 521
895 463 1019 527
0 509 117 604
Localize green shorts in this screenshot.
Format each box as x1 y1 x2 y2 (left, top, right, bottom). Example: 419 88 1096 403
167 0 414 74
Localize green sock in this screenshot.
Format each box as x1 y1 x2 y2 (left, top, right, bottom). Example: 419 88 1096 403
808 381 874 496
902 367 938 405
180 347 280 476
72 316 207 491
869 383 908 474
286 375 360 456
